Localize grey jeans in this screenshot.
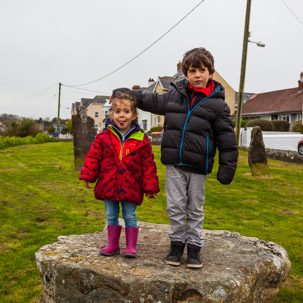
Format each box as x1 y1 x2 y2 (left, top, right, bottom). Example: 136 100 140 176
165 165 207 247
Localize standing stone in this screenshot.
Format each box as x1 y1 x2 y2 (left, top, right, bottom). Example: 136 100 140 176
35 221 291 303
72 106 96 171
248 126 270 176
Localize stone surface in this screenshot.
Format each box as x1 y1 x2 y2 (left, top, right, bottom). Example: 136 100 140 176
36 222 291 303
72 106 96 171
265 148 303 164
242 147 303 164
248 126 270 176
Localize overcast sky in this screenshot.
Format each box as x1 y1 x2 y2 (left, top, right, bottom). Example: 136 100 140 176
1 0 303 120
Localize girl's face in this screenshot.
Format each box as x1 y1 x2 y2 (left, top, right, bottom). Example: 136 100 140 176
110 99 137 135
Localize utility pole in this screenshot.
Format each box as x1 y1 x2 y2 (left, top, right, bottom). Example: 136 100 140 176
57 82 62 133
236 0 252 146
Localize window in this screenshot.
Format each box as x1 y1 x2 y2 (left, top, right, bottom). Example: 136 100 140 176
271 115 278 120
95 112 99 118
154 116 161 126
142 120 147 130
279 115 289 122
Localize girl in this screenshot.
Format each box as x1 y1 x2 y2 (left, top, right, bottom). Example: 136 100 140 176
79 92 159 258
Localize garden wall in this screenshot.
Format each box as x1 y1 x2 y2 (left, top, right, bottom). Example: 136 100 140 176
240 128 302 152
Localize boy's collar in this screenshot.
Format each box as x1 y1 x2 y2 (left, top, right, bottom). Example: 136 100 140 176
187 79 214 96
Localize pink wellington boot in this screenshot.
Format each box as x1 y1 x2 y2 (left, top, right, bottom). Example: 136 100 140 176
100 225 122 256
124 227 139 258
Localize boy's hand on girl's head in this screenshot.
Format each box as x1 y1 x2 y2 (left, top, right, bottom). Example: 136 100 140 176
84 180 92 189
110 88 132 104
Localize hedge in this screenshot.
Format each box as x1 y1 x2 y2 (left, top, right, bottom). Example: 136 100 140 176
0 133 56 149
245 119 275 131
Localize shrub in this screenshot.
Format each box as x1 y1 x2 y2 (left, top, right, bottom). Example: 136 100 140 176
241 120 249 128
48 125 55 135
5 118 41 137
245 119 275 131
232 120 250 128
0 133 55 149
291 120 303 133
61 127 68 135
149 126 163 133
271 120 290 132
66 119 72 134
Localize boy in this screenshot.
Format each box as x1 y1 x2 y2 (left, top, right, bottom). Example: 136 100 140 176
113 47 238 268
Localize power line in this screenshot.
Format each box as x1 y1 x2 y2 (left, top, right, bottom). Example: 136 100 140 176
281 0 303 29
43 93 57 117
62 84 110 95
66 0 206 87
0 84 58 110
1 1 205 111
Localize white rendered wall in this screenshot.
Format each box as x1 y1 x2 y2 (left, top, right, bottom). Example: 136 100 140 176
240 128 302 152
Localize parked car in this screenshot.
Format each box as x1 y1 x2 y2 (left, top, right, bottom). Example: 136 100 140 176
298 138 303 155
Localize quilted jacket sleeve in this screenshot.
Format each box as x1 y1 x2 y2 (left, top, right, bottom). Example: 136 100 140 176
213 102 238 185
79 134 103 183
141 141 160 195
112 87 170 115
131 90 169 116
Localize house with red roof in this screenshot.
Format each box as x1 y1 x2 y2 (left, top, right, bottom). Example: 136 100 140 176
242 73 303 128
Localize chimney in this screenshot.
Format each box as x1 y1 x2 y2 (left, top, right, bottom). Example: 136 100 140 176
147 78 155 87
132 85 141 90
177 61 182 72
299 72 303 89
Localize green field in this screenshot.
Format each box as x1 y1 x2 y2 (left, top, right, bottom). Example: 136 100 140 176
0 142 302 302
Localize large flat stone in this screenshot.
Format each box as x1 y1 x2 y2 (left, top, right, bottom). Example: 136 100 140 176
35 222 291 303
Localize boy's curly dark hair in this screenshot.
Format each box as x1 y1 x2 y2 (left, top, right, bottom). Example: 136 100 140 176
182 47 215 76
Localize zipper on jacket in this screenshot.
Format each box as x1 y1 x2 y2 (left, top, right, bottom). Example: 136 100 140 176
179 87 220 165
119 142 124 162
206 135 210 173
111 125 135 162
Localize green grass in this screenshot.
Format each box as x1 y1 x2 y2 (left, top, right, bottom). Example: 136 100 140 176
0 142 302 302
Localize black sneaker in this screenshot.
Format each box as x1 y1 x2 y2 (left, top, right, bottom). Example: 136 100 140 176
187 243 202 269
165 241 185 266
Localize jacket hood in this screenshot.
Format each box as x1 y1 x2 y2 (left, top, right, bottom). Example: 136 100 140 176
105 118 142 142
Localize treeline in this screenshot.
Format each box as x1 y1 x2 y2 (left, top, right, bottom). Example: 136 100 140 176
0 115 72 137
0 114 72 149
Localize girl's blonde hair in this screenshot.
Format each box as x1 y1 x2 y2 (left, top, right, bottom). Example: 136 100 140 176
110 92 138 122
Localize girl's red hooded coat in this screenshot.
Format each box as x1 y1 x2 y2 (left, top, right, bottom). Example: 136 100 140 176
79 126 159 205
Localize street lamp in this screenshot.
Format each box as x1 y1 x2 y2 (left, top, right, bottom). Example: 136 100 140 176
236 0 265 146
248 39 265 48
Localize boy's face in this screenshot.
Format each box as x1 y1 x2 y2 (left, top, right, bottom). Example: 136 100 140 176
110 99 137 135
185 64 213 89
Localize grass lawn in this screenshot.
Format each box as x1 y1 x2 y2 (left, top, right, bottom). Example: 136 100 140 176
0 142 302 302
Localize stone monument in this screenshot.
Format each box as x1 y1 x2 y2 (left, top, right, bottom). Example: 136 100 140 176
72 106 96 171
248 126 270 176
36 221 291 303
